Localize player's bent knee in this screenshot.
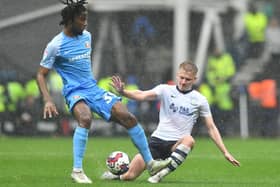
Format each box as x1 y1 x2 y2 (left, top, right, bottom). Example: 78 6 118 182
120 114 137 129
189 136 195 146
183 135 195 148
78 114 92 128
112 107 137 128
124 113 137 126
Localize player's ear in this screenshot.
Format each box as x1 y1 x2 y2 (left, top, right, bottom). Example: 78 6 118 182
66 16 75 26
192 76 197 84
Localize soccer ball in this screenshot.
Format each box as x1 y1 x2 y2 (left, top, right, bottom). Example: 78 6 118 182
106 151 130 175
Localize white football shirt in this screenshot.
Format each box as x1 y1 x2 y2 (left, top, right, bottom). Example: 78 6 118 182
151 84 212 141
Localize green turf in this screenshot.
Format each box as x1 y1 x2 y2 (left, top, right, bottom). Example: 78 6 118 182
0 136 279 187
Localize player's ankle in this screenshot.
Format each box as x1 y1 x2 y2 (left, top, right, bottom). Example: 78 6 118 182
119 175 124 180
73 168 83 172
146 160 154 170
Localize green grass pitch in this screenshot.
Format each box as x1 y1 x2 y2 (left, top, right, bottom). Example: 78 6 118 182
0 136 279 187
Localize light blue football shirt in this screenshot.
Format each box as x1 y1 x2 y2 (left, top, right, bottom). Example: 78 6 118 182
40 30 95 96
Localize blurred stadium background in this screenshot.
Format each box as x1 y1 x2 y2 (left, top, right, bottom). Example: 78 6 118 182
0 0 280 138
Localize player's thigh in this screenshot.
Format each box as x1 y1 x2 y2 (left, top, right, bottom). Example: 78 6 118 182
72 100 92 128
122 153 146 180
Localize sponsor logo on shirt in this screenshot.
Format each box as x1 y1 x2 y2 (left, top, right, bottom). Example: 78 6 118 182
68 51 91 62
169 103 193 116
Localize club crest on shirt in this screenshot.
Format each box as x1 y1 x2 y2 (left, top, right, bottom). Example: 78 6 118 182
85 41 90 48
73 95 81 100
190 98 199 106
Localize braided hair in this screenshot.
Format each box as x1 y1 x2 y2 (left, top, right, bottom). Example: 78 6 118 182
59 0 88 26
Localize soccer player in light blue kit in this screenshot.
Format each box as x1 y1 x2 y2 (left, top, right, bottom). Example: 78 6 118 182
36 0 170 184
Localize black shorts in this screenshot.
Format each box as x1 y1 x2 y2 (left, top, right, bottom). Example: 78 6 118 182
148 136 177 160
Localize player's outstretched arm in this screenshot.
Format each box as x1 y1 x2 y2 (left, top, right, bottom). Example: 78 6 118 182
203 116 240 167
37 66 59 119
111 75 157 101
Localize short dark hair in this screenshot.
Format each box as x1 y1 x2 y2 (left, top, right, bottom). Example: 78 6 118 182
59 0 88 26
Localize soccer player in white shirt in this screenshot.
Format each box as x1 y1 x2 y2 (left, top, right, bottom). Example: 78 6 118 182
101 61 240 183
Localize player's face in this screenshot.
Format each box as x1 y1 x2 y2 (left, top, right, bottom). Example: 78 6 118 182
71 11 88 36
176 69 196 91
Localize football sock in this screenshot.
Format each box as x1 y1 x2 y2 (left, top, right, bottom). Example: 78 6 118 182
127 124 153 163
167 144 190 172
153 144 191 180
73 126 89 170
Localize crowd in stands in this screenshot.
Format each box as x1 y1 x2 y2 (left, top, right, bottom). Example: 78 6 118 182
0 72 146 136
198 48 236 136
242 2 279 137
198 2 279 137
0 78 41 135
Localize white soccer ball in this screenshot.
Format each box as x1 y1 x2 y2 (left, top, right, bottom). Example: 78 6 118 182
106 151 130 175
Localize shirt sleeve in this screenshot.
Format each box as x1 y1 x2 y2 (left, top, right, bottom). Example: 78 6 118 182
40 41 58 69
151 84 165 99
199 96 212 117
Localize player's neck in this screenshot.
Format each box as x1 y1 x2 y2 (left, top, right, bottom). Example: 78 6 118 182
63 28 75 37
176 86 193 94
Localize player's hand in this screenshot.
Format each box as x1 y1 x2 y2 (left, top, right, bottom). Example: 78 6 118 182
111 75 125 94
43 100 59 119
224 152 240 166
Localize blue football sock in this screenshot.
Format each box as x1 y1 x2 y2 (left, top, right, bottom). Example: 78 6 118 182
128 124 153 163
73 126 89 170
